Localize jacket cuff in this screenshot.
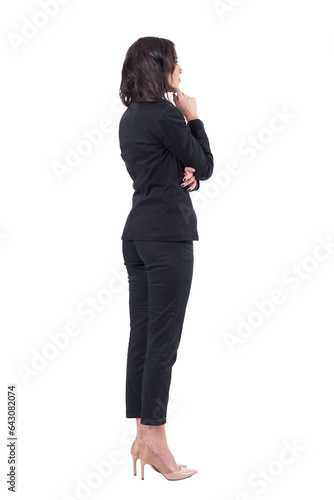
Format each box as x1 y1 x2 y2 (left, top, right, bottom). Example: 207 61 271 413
187 118 204 128
193 178 200 191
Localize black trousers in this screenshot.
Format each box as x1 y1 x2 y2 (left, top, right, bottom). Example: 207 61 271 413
122 239 194 426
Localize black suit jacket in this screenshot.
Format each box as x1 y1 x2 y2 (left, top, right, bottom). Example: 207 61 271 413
119 101 214 240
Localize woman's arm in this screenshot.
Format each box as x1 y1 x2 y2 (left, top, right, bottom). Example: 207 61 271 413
157 105 214 181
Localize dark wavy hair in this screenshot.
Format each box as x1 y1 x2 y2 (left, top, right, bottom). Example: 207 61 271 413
119 36 177 107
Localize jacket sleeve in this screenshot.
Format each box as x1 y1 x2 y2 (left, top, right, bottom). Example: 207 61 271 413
192 178 200 191
157 104 214 181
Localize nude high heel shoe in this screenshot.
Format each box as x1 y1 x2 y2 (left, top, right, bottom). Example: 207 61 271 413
130 438 187 475
139 444 197 481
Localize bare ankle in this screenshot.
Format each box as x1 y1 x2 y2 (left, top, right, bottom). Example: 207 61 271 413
136 418 149 444
146 431 169 452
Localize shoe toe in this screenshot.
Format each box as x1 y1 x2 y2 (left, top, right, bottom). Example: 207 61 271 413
179 467 197 475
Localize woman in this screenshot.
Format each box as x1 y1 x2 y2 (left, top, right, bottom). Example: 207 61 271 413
119 36 214 481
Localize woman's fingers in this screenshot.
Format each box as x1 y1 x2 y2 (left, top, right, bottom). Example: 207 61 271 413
183 166 195 181
181 172 196 189
182 173 194 184
181 166 197 189
184 166 195 173
187 178 197 191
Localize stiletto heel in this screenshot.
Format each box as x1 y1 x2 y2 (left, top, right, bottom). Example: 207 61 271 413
132 455 137 476
130 438 187 477
140 459 145 480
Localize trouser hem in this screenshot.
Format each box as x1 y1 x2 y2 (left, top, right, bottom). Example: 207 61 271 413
126 412 166 425
140 416 166 426
126 411 141 418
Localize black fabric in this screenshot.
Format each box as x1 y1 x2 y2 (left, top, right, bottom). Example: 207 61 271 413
119 101 214 241
122 239 194 425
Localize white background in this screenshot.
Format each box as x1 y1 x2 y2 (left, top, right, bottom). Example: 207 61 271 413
1 0 334 498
